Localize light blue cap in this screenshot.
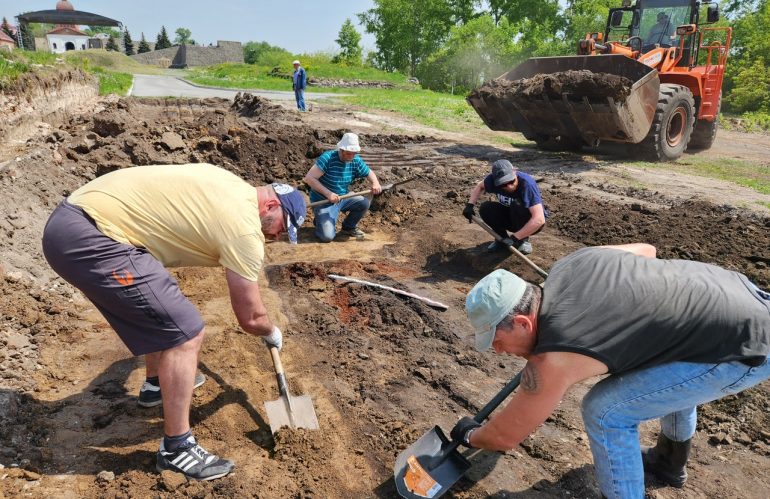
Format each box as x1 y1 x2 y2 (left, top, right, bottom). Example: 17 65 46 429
465 269 527 351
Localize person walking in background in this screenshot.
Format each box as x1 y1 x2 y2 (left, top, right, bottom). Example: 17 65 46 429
463 159 547 255
292 60 307 112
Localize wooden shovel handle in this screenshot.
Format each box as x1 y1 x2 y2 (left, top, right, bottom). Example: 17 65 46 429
268 346 290 397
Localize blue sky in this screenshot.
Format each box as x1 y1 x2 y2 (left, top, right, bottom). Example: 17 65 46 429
1 0 377 54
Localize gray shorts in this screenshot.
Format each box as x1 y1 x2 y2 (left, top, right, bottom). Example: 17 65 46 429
42 201 204 356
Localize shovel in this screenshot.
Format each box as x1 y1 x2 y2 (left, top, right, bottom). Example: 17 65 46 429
393 371 522 498
263 345 319 434
308 176 418 208
471 215 549 279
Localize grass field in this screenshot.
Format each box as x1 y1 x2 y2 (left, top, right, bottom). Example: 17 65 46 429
0 50 148 95
633 155 770 198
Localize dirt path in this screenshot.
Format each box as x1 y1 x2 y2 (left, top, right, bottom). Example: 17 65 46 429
1 94 769 499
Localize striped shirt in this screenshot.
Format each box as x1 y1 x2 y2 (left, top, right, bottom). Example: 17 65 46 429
309 150 371 202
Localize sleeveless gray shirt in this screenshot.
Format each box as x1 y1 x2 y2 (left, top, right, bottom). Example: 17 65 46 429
534 248 770 373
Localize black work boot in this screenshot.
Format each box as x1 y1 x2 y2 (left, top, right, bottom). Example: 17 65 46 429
641 433 691 488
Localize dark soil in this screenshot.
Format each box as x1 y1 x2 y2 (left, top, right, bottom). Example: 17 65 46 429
471 70 633 102
1 92 769 498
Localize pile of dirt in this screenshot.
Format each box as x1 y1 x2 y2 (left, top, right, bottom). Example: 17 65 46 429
471 70 633 102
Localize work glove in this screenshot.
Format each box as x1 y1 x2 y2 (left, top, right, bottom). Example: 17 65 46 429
450 416 481 448
462 203 476 223
263 325 283 351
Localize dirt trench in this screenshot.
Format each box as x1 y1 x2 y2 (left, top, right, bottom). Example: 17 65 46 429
1 92 769 499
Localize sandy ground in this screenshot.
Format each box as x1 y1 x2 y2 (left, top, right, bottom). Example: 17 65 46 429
1 92 769 499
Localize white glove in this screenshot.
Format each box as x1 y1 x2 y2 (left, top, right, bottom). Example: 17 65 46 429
263 325 283 351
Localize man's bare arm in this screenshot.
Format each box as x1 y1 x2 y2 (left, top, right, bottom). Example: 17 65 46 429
469 352 607 451
225 269 274 336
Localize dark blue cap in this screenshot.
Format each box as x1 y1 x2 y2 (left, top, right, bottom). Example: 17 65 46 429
272 183 306 244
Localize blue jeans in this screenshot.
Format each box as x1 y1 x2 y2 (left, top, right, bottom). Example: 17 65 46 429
294 89 306 111
313 195 370 242
582 356 770 498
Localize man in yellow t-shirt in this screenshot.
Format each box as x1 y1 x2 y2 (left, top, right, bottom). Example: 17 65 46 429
42 163 306 481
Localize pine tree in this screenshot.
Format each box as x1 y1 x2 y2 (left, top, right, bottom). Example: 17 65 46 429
106 35 119 52
123 27 135 55
1 17 14 41
138 32 151 53
155 26 171 50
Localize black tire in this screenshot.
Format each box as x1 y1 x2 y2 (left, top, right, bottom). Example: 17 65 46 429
688 92 721 151
638 84 696 161
534 134 584 152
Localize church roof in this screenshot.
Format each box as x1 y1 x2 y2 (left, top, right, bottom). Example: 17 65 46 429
47 26 88 36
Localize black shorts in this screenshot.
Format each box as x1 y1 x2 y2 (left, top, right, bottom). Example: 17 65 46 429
42 201 204 356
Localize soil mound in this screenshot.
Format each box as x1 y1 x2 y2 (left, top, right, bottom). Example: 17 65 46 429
471 70 633 102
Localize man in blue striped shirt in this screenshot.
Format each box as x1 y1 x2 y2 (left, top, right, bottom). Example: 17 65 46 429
304 133 382 242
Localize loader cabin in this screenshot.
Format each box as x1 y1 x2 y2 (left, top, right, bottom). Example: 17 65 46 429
600 0 721 68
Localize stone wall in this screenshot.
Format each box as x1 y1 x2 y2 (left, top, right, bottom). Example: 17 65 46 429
129 46 182 67
129 41 242 68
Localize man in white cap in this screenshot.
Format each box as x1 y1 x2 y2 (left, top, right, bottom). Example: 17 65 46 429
451 243 770 499
304 132 382 241
292 60 307 111
463 159 546 255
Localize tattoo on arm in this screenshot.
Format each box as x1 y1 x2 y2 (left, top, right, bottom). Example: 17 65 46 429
521 363 539 393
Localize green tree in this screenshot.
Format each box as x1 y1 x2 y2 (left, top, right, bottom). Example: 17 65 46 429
123 27 135 56
242 40 291 65
334 19 363 64
358 0 459 74
137 32 151 53
174 27 193 45
417 14 519 92
1 17 14 41
723 0 770 113
17 21 33 50
105 35 119 52
155 26 171 50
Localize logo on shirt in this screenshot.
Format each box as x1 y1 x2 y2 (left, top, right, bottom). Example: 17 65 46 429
112 270 134 286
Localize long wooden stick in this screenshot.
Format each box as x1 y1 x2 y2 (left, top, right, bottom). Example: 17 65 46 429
308 176 418 208
471 215 549 279
328 274 449 310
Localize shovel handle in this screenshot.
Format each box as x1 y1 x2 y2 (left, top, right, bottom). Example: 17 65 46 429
471 215 549 279
269 346 290 398
308 176 418 208
473 371 522 423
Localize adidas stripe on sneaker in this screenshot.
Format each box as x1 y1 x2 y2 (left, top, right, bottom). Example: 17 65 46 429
156 436 234 481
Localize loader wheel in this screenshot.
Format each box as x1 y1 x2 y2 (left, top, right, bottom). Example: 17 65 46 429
688 92 721 151
534 134 584 152
638 84 695 161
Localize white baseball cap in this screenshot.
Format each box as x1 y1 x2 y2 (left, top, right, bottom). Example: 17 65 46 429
337 132 361 152
292 60 300 65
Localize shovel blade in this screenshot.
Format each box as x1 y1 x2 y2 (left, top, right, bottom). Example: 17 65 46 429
264 394 319 434
393 426 471 499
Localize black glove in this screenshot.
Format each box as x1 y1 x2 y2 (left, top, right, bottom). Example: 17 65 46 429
462 203 476 223
450 416 481 447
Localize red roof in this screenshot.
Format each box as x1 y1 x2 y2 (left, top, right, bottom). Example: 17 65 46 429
0 30 14 43
47 26 87 36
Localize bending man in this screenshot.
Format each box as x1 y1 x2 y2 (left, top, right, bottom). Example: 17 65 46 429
42 163 306 481
463 159 546 254
454 244 770 498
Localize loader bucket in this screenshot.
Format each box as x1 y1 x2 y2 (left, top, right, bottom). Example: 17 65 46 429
467 55 660 145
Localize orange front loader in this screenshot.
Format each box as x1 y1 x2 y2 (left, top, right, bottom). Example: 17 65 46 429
468 0 732 161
